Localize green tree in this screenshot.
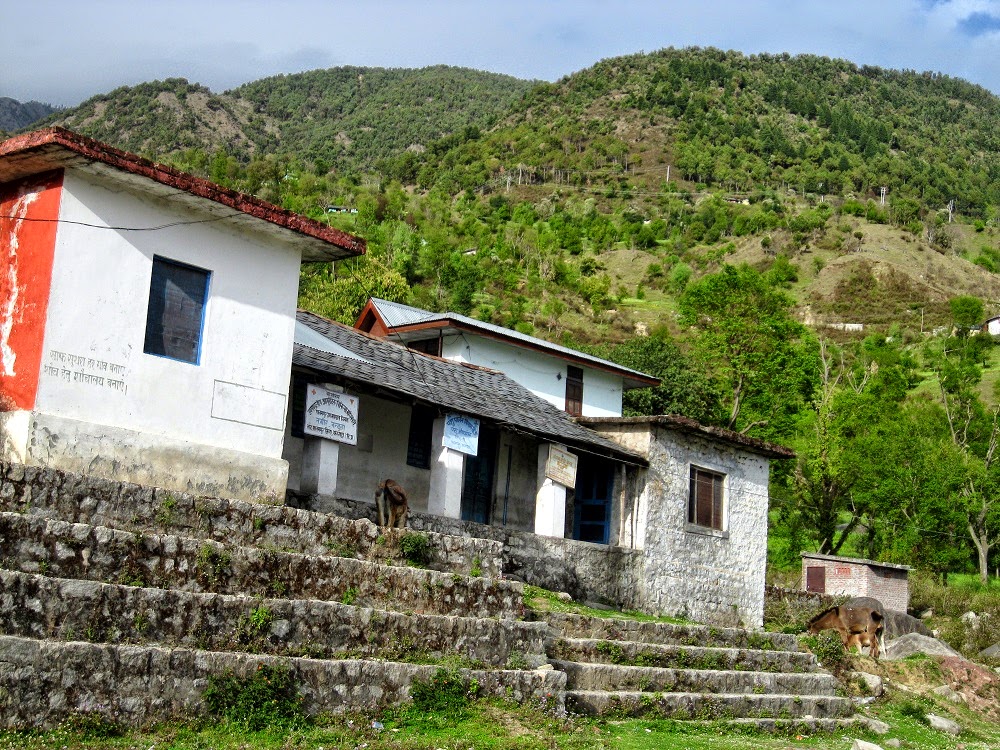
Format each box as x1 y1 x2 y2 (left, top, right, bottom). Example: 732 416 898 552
587 329 724 424
950 295 984 334
298 256 409 325
924 333 1000 582
678 264 819 439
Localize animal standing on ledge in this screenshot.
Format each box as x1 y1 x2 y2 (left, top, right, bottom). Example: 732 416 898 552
807 605 885 660
375 479 409 529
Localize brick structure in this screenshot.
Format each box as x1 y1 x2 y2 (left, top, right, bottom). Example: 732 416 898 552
801 552 911 613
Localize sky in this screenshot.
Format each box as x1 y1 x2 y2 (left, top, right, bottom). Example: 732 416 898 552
2 0 999 107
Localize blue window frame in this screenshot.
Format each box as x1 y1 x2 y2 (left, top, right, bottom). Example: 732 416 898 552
143 256 210 364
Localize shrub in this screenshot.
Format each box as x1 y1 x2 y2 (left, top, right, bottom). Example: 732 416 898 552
399 532 432 567
409 667 480 716
203 665 305 731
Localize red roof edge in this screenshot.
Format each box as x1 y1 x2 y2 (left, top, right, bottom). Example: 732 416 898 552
0 127 365 255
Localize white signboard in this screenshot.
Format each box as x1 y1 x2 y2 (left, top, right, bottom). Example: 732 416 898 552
545 445 578 488
304 385 359 445
443 413 480 456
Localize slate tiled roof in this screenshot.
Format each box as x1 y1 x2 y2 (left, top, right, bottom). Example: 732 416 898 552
294 310 646 465
367 298 660 389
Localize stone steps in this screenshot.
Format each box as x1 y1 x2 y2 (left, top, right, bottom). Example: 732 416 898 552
0 512 522 620
0 634 565 730
545 612 849 722
547 636 820 674
564 689 854 720
542 612 800 652
1 463 501 577
0 569 549 668
551 660 840 695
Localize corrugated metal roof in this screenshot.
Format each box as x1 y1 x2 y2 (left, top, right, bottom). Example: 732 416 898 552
294 310 646 465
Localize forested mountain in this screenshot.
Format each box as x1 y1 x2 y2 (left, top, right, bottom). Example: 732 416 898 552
38 66 534 170
0 97 59 132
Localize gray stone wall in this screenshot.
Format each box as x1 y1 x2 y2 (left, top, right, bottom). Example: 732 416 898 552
297 493 646 608
0 635 565 729
0 512 522 620
1 569 548 668
587 423 771 628
1 461 501 578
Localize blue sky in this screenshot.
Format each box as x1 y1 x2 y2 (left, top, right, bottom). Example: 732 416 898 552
2 0 998 106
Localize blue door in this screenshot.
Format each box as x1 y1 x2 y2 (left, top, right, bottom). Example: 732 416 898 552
572 457 613 544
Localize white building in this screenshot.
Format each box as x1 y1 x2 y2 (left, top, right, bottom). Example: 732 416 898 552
286 311 645 542
355 298 660 417
0 128 364 502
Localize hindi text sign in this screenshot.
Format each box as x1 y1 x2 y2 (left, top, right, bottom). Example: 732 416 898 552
304 385 359 445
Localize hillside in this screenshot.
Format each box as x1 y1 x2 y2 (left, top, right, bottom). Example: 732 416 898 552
18 49 1000 341
36 66 535 170
0 97 58 132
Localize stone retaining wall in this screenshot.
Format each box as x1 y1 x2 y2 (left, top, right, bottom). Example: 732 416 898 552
0 635 566 729
0 513 524 620
300 493 646 608
0 570 548 667
1 462 502 577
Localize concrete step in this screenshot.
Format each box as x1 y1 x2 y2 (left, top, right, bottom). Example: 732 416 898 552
551 660 841 696
0 512 523 620
0 634 565 729
543 611 800 652
548 637 820 673
565 689 855 719
1 463 501 577
0 569 548 668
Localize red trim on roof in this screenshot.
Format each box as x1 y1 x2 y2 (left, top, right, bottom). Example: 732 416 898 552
0 128 365 255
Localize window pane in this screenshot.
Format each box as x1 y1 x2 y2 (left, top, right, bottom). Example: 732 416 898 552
144 257 209 364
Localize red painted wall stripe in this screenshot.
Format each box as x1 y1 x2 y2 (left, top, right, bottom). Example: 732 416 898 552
0 170 63 411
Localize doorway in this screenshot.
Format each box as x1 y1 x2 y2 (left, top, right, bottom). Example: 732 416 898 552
461 427 497 524
572 456 614 544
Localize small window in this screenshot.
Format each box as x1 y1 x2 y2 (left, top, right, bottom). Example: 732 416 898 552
143 256 210 364
565 365 583 417
289 374 310 438
688 465 725 531
408 338 442 357
406 404 434 469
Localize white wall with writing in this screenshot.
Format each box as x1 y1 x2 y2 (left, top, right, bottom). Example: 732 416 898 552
33 170 300 458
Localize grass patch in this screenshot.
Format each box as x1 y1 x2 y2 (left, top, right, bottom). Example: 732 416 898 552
523 585 690 624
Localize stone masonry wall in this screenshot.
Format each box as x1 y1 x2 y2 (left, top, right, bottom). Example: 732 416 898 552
1 569 548 668
0 635 566 729
586 423 771 628
295 493 646 609
0 512 523 620
0 462 502 577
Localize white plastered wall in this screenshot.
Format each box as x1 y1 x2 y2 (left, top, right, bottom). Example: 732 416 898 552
284 391 433 509
440 333 623 416
26 169 302 501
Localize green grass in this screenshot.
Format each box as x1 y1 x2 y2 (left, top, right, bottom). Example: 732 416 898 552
6 693 1000 750
522 585 690 624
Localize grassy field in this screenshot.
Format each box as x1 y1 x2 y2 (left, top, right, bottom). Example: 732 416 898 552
5 686 1000 750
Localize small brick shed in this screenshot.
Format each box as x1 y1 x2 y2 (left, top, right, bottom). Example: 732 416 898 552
801 552 912 613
